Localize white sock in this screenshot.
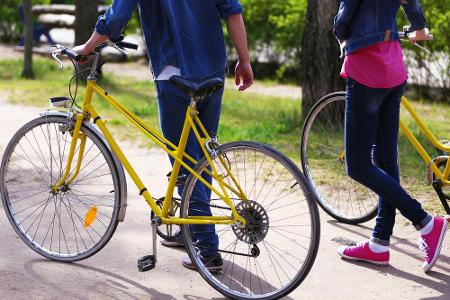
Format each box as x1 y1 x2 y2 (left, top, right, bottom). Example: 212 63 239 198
369 240 389 253
419 217 434 236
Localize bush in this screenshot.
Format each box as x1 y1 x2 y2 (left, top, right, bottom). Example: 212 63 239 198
231 0 307 82
0 0 52 43
0 0 23 43
398 1 450 100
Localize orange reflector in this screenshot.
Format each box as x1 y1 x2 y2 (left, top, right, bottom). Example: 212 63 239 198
83 206 97 228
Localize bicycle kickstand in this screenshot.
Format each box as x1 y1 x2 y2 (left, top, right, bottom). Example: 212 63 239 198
138 217 160 272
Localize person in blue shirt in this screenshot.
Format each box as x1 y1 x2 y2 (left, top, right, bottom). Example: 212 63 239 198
73 0 253 271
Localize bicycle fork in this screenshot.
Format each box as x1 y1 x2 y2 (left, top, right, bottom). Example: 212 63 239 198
51 113 87 193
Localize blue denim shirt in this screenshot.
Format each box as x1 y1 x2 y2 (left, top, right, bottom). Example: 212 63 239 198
333 0 426 55
96 0 242 80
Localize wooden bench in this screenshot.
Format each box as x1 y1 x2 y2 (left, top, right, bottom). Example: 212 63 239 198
32 4 108 29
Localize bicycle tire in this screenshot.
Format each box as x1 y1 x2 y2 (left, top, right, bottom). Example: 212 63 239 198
0 115 121 262
180 141 320 300
300 92 378 224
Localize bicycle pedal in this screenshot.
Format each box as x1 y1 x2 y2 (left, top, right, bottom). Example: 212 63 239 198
138 255 156 272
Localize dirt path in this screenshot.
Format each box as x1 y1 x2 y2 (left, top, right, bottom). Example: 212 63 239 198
0 94 449 299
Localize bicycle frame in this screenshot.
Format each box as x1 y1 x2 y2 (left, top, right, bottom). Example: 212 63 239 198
399 96 450 186
51 79 248 226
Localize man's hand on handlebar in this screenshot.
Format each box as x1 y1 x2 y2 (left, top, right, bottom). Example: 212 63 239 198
73 32 109 56
72 44 94 56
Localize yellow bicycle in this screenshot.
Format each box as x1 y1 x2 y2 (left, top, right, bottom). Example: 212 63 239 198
300 27 449 225
0 41 320 299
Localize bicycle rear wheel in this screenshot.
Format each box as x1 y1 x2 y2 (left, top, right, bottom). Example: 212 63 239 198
0 115 121 261
300 92 378 224
180 141 320 300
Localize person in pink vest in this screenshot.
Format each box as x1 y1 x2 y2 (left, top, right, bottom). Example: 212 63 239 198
333 0 447 272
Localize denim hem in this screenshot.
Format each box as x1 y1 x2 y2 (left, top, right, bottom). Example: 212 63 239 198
370 236 390 246
414 214 433 231
345 32 400 56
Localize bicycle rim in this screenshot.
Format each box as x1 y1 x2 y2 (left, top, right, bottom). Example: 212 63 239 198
181 141 320 299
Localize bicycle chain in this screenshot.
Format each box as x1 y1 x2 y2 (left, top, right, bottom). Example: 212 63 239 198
209 198 248 211
218 243 260 258
218 249 254 257
154 196 260 257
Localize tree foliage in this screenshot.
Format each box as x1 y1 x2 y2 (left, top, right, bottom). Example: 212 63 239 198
236 0 306 82
0 0 50 43
0 0 448 94
398 0 450 98
240 0 306 57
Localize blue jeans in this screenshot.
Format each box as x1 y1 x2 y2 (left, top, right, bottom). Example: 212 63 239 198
156 79 223 256
345 78 430 245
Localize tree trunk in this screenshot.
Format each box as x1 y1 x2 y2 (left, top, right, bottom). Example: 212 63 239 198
22 0 34 79
74 0 98 46
300 0 343 119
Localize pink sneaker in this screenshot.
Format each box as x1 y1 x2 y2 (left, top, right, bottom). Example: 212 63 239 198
337 241 390 266
419 216 448 273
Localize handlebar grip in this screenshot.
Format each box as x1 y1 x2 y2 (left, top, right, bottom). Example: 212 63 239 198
116 41 139 50
62 48 82 61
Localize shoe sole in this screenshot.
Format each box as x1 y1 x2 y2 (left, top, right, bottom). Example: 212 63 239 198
182 262 223 272
339 253 389 266
160 240 185 247
423 219 448 273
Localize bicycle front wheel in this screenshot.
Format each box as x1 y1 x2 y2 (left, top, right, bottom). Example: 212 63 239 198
181 141 320 300
300 92 378 224
0 115 121 261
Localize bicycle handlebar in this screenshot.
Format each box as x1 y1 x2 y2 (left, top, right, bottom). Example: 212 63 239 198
116 41 139 50
51 39 139 64
398 25 432 54
398 25 411 39
61 47 82 61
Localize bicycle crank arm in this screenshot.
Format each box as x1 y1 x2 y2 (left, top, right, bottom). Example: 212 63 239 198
138 217 160 272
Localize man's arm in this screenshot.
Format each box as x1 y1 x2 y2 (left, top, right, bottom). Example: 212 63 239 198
227 14 253 91
216 0 253 91
74 0 138 55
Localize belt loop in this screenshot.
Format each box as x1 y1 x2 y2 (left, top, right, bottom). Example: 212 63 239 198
384 30 391 42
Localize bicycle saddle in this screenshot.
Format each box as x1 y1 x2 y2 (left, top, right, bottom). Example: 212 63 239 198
169 76 224 99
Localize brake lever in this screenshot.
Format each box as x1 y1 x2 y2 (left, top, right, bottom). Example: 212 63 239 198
339 40 346 59
113 44 128 56
411 41 431 54
51 51 64 69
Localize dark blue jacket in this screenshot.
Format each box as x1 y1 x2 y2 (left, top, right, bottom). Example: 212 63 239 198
96 0 242 80
333 0 426 55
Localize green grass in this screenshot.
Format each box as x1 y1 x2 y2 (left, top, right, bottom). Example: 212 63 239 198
0 58 302 156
